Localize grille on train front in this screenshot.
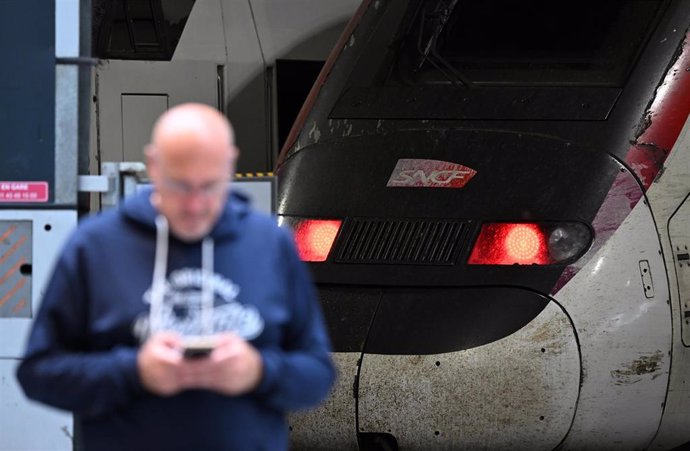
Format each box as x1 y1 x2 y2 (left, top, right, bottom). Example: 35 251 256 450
334 218 466 265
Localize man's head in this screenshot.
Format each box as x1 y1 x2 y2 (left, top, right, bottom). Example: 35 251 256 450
146 103 238 242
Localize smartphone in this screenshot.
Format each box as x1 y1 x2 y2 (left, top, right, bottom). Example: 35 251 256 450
183 345 214 359
182 336 217 359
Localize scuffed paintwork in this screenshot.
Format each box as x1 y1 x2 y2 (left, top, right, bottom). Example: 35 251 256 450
627 142 673 190
357 303 579 450
322 119 372 140
611 351 665 385
626 32 690 190
646 114 690 450
307 121 321 143
552 166 642 295
528 321 567 355
276 3 689 448
583 168 642 235
277 0 376 160
634 111 654 142
288 353 360 450
554 195 671 449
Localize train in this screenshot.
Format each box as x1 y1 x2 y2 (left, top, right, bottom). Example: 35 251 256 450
4 0 690 449
275 0 690 449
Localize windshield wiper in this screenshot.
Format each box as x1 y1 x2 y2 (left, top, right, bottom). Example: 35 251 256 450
413 0 472 88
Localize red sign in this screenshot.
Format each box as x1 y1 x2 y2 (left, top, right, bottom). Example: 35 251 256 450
0 182 49 202
387 159 477 188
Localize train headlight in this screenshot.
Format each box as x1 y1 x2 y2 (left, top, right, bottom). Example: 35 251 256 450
468 222 591 265
547 223 591 262
278 216 342 262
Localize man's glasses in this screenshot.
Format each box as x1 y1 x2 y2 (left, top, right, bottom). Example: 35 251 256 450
160 177 229 198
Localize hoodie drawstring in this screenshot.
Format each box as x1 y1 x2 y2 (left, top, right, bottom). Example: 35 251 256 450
201 238 214 336
150 215 169 334
150 215 215 337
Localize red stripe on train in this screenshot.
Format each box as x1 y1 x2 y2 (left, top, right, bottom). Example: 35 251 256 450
626 32 690 190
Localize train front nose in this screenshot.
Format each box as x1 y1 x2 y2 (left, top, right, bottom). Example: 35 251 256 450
289 287 580 451
280 130 616 449
356 288 580 450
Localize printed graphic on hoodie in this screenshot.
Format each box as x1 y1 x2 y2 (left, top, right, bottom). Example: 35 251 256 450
135 268 265 340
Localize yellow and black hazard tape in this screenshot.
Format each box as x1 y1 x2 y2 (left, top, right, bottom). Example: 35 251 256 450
234 172 274 178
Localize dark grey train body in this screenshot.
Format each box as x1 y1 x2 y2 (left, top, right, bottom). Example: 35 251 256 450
276 1 690 449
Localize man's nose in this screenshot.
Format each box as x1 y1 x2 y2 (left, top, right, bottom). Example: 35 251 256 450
182 191 206 212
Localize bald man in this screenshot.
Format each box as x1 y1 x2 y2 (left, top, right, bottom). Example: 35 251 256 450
17 103 335 451
147 103 236 241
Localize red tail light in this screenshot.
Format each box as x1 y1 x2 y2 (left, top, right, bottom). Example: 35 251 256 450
504 224 545 262
293 219 342 262
468 222 590 265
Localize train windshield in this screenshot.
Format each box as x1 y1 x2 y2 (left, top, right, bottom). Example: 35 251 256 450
392 0 665 87
329 0 669 121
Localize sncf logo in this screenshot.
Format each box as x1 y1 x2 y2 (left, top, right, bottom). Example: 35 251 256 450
387 159 477 188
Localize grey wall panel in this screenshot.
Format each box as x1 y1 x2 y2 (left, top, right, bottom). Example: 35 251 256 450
0 0 55 204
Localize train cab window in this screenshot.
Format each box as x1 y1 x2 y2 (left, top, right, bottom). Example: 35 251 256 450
93 0 195 60
395 0 665 87
331 0 668 121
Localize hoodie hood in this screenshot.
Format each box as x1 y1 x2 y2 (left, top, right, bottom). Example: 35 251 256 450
120 186 252 240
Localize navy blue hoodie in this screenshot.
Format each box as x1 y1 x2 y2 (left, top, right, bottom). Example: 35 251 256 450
17 188 335 451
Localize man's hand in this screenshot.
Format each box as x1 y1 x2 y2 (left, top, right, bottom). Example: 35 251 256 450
137 332 263 397
186 333 264 396
137 332 191 396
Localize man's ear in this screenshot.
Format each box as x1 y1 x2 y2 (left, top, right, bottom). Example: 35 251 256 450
228 145 240 175
144 145 158 181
